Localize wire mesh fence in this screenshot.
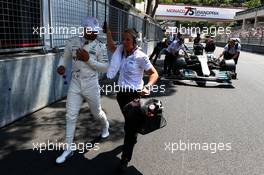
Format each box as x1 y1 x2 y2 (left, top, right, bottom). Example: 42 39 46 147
0 0 163 53
49 0 92 47
0 0 43 52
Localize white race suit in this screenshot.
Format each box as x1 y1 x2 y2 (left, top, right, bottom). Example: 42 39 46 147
58 36 109 146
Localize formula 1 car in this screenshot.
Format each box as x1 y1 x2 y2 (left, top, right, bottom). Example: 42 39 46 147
164 45 236 87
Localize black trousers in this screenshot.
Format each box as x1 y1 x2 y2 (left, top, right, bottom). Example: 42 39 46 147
224 51 239 65
116 91 141 162
223 51 239 73
164 51 177 76
149 47 161 65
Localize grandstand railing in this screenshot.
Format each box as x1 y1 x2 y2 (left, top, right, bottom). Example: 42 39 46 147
236 5 264 16
215 32 264 46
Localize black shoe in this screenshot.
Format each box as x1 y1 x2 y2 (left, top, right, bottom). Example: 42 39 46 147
116 159 128 174
231 73 237 79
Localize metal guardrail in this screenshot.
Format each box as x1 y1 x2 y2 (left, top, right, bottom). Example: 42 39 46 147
0 0 163 53
236 5 264 16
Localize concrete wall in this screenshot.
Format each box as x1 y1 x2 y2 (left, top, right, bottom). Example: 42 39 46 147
215 42 264 54
0 53 72 128
0 41 158 128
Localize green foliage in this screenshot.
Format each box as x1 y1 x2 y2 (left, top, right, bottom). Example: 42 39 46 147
243 0 261 8
159 0 246 6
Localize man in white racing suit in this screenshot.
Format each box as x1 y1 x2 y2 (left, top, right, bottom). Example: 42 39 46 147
56 17 109 164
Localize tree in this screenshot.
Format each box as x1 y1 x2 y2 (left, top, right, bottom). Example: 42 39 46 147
151 0 160 17
145 0 160 17
146 0 154 15
159 0 246 6
131 0 136 6
244 0 261 8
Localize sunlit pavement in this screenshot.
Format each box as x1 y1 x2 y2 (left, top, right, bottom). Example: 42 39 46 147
1 47 264 175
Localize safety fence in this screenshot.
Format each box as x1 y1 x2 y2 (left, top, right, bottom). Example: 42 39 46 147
0 0 163 53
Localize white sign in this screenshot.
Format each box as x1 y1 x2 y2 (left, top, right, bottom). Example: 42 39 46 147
156 5 244 20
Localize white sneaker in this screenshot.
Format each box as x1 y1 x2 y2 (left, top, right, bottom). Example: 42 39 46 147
56 150 74 164
101 121 110 138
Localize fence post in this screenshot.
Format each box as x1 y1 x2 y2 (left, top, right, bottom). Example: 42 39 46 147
96 0 99 18
92 0 95 17
48 0 53 49
247 32 250 45
118 10 121 43
260 31 263 46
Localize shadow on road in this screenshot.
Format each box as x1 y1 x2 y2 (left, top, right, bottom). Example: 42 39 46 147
0 100 125 160
0 145 142 175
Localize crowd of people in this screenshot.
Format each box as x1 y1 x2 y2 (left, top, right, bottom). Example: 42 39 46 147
231 26 264 38
217 25 264 44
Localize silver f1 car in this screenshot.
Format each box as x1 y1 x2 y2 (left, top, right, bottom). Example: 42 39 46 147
164 45 237 87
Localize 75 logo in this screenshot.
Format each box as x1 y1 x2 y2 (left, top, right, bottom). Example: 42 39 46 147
185 7 196 16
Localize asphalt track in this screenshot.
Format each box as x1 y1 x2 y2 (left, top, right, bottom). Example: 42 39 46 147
0 47 264 175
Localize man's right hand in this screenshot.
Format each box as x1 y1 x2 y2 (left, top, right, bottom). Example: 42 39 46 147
57 66 65 75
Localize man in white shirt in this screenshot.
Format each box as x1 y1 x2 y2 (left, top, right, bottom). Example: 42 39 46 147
218 38 241 63
218 38 241 78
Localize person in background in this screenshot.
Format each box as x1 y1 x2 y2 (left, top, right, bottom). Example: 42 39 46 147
164 37 188 76
193 33 201 45
193 33 204 55
218 38 241 79
149 39 168 65
204 36 216 53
